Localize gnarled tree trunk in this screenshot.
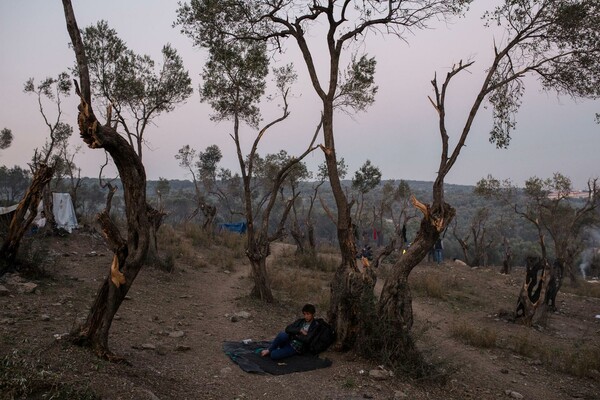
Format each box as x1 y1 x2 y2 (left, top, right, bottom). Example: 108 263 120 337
62 0 150 359
0 163 54 273
187 201 216 232
322 109 376 351
514 256 563 326
376 192 455 373
42 185 56 230
247 238 274 303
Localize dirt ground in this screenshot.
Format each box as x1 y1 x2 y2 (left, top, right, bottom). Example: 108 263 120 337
1 229 599 400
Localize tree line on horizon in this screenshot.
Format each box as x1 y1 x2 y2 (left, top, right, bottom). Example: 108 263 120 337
2 166 598 277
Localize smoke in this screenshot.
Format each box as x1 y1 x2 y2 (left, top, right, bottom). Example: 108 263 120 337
579 226 600 280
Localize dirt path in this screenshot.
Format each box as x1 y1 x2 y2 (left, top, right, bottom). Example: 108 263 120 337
104 247 413 400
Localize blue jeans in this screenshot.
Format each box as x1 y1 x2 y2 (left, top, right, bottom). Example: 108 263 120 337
435 249 443 264
267 332 298 360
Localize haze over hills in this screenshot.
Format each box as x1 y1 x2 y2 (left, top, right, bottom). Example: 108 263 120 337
66 176 592 270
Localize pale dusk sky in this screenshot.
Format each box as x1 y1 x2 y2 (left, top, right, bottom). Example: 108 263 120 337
1 1 598 190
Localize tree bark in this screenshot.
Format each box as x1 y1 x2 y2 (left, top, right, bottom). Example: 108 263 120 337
565 258 579 285
246 233 274 303
321 106 375 350
200 203 216 231
514 256 562 326
307 222 316 252
42 185 56 229
249 261 274 303
371 238 396 270
186 201 216 232
147 205 167 257
377 196 455 369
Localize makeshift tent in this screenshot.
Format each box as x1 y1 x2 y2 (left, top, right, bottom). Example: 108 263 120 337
0 193 78 234
48 193 78 233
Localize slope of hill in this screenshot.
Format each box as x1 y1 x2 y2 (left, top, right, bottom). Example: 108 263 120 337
1 228 599 399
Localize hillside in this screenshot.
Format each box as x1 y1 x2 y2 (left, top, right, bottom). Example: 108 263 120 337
63 177 564 267
1 228 599 400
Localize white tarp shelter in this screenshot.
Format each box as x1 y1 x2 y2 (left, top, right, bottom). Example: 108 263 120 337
1 193 78 233
47 192 78 232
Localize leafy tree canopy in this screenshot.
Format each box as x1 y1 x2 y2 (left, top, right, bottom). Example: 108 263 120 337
200 38 268 128
80 20 193 157
0 128 13 150
352 159 382 194
484 0 600 148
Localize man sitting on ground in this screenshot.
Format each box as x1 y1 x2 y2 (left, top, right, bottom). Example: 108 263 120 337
260 304 318 360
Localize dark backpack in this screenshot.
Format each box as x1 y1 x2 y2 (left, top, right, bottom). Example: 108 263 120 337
309 318 336 355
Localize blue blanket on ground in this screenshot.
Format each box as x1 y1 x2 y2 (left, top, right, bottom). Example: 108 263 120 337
222 340 332 375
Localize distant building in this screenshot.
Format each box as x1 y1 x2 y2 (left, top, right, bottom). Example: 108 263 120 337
547 190 589 200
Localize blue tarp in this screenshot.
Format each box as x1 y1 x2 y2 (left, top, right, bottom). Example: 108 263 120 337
218 222 247 234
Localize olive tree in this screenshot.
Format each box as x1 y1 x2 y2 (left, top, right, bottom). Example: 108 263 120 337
477 173 599 324
177 0 600 369
197 33 319 302
0 166 30 205
81 20 193 160
175 144 220 229
381 0 600 342
0 73 72 271
62 0 163 359
352 159 382 229
176 0 431 350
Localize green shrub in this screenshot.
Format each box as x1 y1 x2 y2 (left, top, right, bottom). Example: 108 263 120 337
341 377 356 389
14 238 53 280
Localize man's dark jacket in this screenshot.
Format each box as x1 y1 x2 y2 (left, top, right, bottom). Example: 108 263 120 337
285 318 317 353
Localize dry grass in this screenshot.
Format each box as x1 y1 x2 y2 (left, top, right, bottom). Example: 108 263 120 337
450 321 497 348
269 259 333 311
410 271 462 300
273 245 339 272
294 252 339 272
116 225 600 381
505 331 600 378
561 345 600 377
156 224 197 263
315 243 341 255
179 223 245 250
156 223 246 271
561 280 600 299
